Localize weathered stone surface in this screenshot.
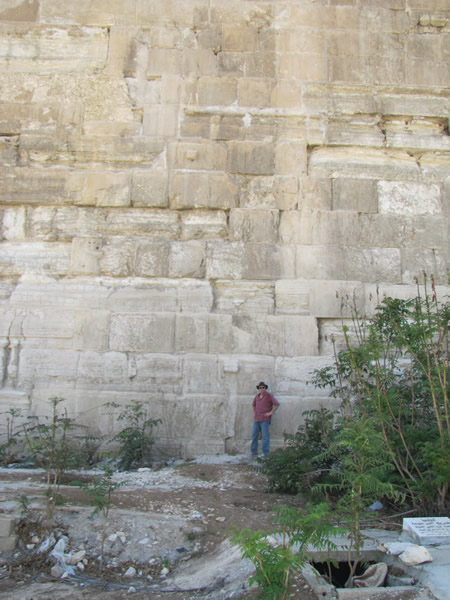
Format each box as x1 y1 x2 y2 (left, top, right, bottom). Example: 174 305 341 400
0 1 448 457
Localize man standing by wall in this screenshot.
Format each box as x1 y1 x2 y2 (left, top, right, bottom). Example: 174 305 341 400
250 382 280 458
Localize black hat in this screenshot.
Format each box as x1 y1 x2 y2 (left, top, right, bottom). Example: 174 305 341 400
256 381 268 389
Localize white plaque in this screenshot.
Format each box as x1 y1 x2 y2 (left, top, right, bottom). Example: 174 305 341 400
403 517 450 546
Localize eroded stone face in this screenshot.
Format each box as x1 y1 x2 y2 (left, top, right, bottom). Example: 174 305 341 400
0 1 448 457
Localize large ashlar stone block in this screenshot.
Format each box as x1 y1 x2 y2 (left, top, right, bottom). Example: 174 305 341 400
359 214 448 249
169 241 206 278
332 178 377 212
206 242 244 279
301 177 332 211
309 147 421 181
279 210 360 246
73 311 110 352
147 48 181 76
135 240 170 277
319 318 359 355
208 314 233 354
169 141 227 171
110 313 175 352
275 280 311 315
0 242 70 277
103 209 180 238
197 76 238 105
376 92 450 118
222 25 258 52
182 48 217 77
326 117 385 147
274 355 334 396
84 171 131 207
0 167 67 205
270 80 302 109
180 210 228 240
0 136 18 166
0 25 108 72
183 354 219 394
131 170 168 208
238 78 272 108
296 245 402 283
309 280 365 318
77 351 129 385
2 207 27 241
107 283 178 313
229 209 279 243
244 244 296 280
18 346 79 384
21 309 74 340
219 354 275 396
133 354 182 391
39 0 138 25
227 141 275 176
143 104 179 137
401 248 449 285
233 315 285 356
99 238 136 277
70 237 102 275
214 281 274 315
284 316 319 357
278 53 327 82
378 181 442 216
275 142 307 176
170 172 238 210
175 313 208 353
239 176 298 211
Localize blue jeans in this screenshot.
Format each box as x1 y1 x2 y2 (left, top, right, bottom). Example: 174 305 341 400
251 421 270 456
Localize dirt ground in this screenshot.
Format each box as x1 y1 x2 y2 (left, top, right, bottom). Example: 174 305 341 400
0 457 318 600
0 458 440 600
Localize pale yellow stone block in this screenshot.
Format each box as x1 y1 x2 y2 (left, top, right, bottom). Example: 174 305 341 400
227 141 275 176
222 25 258 52
110 313 175 352
147 48 181 76
279 53 326 81
40 0 137 25
182 49 217 76
206 242 244 280
135 240 170 277
143 104 178 137
243 244 296 280
275 142 307 176
169 241 206 278
103 209 179 239
238 78 272 108
275 280 311 316
70 237 101 276
170 172 209 210
85 171 131 207
332 178 377 212
180 210 228 240
278 29 323 54
214 281 274 315
197 76 237 105
175 314 208 353
229 209 279 243
284 316 319 357
131 170 168 208
270 80 301 109
326 30 361 57
210 173 239 210
245 52 276 78
169 141 227 171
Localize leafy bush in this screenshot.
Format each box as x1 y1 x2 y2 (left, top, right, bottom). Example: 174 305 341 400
261 407 339 494
108 400 161 470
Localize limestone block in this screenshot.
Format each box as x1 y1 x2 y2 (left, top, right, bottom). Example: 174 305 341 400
279 29 324 54
0 0 39 22
197 76 238 106
245 52 276 78
131 170 168 208
401 248 449 285
270 80 302 109
206 242 244 279
175 313 208 353
238 78 272 108
103 209 179 238
77 351 128 384
443 177 450 216
296 245 402 282
222 25 257 52
0 25 108 72
386 131 450 153
280 210 361 247
309 280 365 319
169 241 206 278
39 0 138 25
83 171 131 208
238 176 297 211
406 59 448 87
230 315 284 356
326 118 385 147
135 240 170 277
378 181 442 216
177 281 213 313
0 242 70 277
220 354 275 397
0 135 18 166
278 53 326 82
210 173 239 210
180 210 228 240
214 281 274 315
274 355 334 396
301 177 332 211
73 311 110 352
275 142 307 177
18 346 79 383
229 209 279 243
22 309 74 339
2 207 27 241
147 48 181 76
208 314 233 353
107 284 178 313
170 172 209 209
0 167 67 204
182 49 217 77
109 313 175 352
138 0 207 28
419 153 450 183
359 214 448 249
332 178 377 212
143 104 179 137
183 354 219 394
227 141 275 176
243 244 296 280
133 354 182 390
308 147 421 181
364 283 450 315
99 238 135 277
169 141 227 172
275 280 311 315
284 316 319 357
376 92 450 118
217 51 245 77
107 26 139 76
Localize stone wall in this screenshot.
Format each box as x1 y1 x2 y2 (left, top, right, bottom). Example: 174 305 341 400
0 0 448 457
